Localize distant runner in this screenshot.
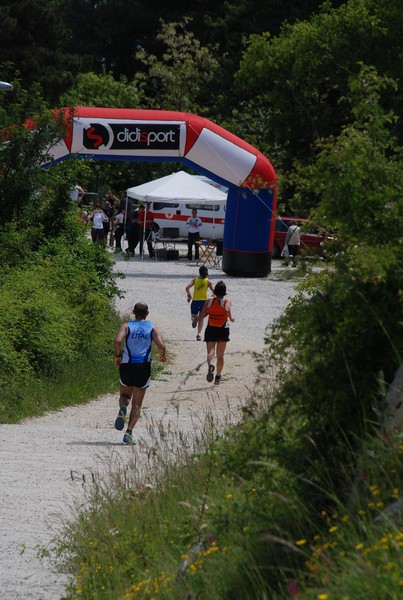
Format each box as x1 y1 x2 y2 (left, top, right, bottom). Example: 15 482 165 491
113 301 166 445
185 265 214 341
199 280 235 385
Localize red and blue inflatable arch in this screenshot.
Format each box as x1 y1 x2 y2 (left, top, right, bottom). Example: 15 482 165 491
47 107 277 277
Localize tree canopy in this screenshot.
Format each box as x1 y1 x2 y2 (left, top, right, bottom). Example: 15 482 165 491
234 0 403 166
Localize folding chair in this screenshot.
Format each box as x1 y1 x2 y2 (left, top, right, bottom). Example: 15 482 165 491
196 240 217 266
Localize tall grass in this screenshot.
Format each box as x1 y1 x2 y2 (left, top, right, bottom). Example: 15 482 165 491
54 371 307 600
53 358 403 600
0 307 122 423
0 312 167 423
0 355 120 423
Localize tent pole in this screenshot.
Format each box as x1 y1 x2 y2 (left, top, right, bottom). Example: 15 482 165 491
141 202 147 260
123 195 129 251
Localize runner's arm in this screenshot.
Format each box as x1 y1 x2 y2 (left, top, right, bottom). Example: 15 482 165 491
114 323 128 363
185 279 195 302
224 299 235 322
152 326 166 362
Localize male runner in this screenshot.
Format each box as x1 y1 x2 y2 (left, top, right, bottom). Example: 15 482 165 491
114 301 166 444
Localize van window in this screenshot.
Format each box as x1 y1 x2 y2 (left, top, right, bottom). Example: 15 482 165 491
185 203 221 211
153 202 180 210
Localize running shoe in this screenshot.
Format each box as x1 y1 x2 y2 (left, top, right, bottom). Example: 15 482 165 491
123 431 136 445
196 334 201 341
192 316 198 328
114 406 127 431
207 364 215 382
214 375 221 385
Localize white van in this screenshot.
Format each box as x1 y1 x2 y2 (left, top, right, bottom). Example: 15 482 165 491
150 201 225 240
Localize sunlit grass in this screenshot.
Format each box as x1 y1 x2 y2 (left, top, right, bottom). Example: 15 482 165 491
50 350 403 600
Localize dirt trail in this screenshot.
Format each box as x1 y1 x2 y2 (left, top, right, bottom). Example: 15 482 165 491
0 251 296 599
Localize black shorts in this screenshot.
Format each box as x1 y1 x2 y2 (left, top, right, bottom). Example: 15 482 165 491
204 324 230 342
119 362 151 388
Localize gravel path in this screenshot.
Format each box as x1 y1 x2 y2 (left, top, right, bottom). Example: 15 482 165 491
0 246 296 599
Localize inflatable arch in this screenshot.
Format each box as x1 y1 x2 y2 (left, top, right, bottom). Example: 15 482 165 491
47 107 277 277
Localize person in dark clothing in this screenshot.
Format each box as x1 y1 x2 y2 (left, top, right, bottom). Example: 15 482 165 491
138 204 158 258
125 208 140 256
114 207 125 252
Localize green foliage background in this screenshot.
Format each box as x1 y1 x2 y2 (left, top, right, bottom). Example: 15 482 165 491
0 86 122 422
0 0 402 598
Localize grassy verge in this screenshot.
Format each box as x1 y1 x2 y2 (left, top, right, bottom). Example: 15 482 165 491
7 356 120 423
56 415 271 600
0 315 167 423
53 376 403 600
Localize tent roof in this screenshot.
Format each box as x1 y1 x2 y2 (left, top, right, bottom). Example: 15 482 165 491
126 170 227 204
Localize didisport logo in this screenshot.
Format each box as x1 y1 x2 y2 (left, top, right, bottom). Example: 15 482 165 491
83 123 110 150
110 123 180 150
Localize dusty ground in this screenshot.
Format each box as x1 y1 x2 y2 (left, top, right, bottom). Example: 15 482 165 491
0 246 297 599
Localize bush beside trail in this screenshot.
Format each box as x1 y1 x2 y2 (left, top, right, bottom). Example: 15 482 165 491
0 217 122 423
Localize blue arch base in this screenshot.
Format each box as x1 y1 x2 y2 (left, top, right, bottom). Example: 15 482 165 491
222 187 275 277
40 107 278 277
74 154 275 276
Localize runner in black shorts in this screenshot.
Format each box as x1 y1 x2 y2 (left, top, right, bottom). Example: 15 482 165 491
204 323 230 343
199 281 235 385
113 301 166 445
119 362 151 388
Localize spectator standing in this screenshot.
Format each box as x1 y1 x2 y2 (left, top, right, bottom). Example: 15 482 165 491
114 207 125 252
125 208 140 256
285 221 301 267
138 204 156 258
199 280 235 385
113 301 166 445
185 265 214 341
102 200 115 246
106 189 119 208
186 208 203 261
89 204 109 243
70 184 85 205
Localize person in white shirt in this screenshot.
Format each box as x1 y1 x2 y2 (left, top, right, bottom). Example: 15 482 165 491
285 221 301 266
89 204 109 243
186 208 203 260
70 184 85 204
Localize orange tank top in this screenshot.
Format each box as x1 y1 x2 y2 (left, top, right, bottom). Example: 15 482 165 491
207 298 228 327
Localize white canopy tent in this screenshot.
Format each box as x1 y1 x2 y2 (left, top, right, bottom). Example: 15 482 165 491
126 170 227 258
126 170 227 203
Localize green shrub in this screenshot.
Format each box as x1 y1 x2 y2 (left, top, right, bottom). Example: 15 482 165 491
0 266 80 375
0 226 121 420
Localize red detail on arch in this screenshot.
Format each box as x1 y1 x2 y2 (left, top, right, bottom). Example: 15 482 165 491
54 107 276 190
244 154 276 190
183 113 204 155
